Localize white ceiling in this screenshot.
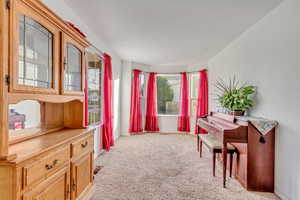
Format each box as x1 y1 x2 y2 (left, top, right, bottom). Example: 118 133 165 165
67 0 282 66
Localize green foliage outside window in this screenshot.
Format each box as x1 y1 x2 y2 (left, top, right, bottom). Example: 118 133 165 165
157 76 174 114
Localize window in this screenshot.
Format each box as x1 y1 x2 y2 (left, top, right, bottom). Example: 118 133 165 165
140 72 146 116
157 75 180 115
86 47 102 125
18 15 53 88
190 73 199 116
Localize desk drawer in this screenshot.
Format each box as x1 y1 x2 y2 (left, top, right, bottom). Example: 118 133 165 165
23 146 70 188
71 135 93 158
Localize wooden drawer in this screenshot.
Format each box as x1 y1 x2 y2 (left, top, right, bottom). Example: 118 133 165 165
71 135 93 158
23 165 70 200
23 146 70 188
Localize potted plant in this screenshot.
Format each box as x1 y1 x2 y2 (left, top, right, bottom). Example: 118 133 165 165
215 77 256 116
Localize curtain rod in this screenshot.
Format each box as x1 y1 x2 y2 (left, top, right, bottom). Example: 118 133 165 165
141 69 206 75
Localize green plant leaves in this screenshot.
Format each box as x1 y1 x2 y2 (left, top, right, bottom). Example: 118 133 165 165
216 77 255 112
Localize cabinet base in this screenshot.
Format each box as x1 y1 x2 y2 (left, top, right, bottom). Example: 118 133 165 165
77 183 96 200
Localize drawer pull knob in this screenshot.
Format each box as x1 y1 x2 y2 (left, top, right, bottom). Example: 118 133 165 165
45 159 58 170
81 141 88 148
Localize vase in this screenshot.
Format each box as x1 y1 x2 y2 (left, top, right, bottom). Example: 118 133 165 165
230 110 245 116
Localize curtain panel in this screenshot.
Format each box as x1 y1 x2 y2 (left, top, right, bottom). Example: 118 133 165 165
177 72 190 132
195 69 208 134
102 53 114 151
144 72 160 132
129 69 143 133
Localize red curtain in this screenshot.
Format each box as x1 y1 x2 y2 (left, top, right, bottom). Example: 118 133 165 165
129 69 143 133
195 69 208 134
144 73 159 132
178 72 190 132
102 53 114 151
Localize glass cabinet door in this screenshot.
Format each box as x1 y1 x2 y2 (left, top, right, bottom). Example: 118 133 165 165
62 34 85 95
64 44 82 92
18 15 53 88
11 2 60 94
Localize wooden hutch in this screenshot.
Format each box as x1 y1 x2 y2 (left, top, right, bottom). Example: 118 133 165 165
0 0 96 199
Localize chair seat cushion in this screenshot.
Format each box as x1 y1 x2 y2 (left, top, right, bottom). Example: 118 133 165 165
199 134 235 150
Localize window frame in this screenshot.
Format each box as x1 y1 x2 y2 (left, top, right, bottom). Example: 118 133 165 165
139 72 146 117
189 72 199 117
86 47 103 126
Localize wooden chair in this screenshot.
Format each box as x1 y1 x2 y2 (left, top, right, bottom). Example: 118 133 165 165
197 134 236 177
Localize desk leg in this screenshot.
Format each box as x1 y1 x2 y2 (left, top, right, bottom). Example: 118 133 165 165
197 135 199 152
223 142 227 188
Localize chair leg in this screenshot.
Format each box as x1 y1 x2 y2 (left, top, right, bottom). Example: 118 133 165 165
212 152 216 177
197 135 199 152
199 140 203 158
229 153 233 178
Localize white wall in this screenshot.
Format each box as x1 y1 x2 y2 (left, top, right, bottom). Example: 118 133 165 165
207 0 300 199
42 0 123 155
120 61 132 136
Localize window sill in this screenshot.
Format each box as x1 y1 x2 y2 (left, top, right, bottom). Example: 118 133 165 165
157 115 178 117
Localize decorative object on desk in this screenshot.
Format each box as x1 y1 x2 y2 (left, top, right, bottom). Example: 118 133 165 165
235 115 278 143
215 76 255 116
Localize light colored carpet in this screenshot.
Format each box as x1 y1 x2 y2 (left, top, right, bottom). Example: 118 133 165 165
92 134 279 200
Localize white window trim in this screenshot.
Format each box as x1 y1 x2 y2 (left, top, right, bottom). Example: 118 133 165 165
189 72 199 117
157 114 178 117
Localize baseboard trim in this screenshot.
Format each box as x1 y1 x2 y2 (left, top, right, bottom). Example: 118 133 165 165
121 132 131 136
128 131 195 136
158 132 191 135
274 188 290 200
